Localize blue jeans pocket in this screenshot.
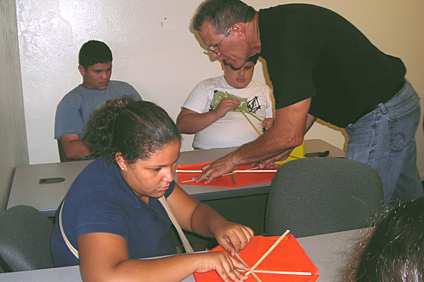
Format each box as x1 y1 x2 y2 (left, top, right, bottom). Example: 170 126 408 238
389 102 420 153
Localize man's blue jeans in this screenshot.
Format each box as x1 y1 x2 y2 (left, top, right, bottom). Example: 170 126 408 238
345 80 423 207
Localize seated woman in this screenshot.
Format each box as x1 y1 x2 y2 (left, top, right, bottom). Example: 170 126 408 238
51 97 254 282
351 197 424 281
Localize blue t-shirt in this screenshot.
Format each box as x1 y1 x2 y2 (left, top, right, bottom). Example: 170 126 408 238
54 80 142 139
51 157 175 267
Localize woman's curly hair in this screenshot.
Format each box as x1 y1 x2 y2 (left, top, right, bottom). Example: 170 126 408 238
84 96 180 164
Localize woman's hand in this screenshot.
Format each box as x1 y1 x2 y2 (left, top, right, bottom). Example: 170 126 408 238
211 222 254 256
195 252 249 282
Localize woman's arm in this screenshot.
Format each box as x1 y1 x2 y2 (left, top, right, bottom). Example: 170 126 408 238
167 184 254 256
78 232 249 282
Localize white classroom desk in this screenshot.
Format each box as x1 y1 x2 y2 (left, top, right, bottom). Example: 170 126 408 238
0 228 367 282
7 139 345 217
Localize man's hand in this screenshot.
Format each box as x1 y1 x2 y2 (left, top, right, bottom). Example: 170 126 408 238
256 149 293 168
194 153 238 184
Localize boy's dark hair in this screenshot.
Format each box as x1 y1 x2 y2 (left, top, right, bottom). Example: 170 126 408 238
223 54 259 69
192 0 256 34
246 54 259 64
79 40 113 70
85 97 181 164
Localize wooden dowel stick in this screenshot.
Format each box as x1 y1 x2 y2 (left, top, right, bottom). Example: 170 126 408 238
247 270 312 276
178 167 263 184
229 169 277 173
180 170 238 184
239 107 261 136
246 230 290 276
176 169 277 173
176 170 209 173
221 166 258 176
223 91 264 123
235 254 263 282
237 105 264 123
230 174 237 186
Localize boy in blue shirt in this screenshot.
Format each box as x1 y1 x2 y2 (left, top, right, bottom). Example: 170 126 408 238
55 40 141 161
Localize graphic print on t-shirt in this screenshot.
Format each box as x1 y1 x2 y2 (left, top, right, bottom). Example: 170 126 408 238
209 90 260 113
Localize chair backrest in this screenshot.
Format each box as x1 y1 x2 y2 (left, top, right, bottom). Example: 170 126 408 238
265 158 384 238
57 139 69 162
0 205 54 271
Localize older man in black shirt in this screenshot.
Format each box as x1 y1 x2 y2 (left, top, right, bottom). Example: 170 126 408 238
192 0 423 207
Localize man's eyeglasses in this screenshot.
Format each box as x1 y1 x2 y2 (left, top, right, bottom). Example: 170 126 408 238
204 26 232 55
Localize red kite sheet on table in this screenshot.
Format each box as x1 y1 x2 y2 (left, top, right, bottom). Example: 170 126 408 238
177 162 280 187
193 235 319 282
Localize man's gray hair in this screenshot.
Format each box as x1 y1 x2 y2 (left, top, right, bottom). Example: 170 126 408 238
192 0 256 34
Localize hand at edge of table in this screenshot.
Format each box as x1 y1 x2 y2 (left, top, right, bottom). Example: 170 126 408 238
256 148 293 168
194 252 249 282
194 153 238 184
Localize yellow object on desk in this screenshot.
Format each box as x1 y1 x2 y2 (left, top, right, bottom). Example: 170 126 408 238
274 140 305 165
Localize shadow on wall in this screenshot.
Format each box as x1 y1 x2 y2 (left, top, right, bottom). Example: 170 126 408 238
315 119 348 151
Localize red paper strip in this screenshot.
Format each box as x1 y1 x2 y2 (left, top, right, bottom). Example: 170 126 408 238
177 162 279 187
193 235 319 282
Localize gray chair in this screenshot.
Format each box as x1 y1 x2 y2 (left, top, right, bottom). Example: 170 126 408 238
265 158 384 238
0 205 54 271
57 139 69 162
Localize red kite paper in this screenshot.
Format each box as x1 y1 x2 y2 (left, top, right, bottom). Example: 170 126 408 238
177 162 280 187
193 235 319 282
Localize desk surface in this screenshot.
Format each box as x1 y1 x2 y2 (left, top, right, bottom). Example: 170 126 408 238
7 139 345 216
0 228 366 282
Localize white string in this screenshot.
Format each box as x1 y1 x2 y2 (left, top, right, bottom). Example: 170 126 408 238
59 196 194 260
159 196 194 253
59 201 79 259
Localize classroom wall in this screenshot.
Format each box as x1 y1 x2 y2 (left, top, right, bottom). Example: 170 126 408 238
15 0 424 178
0 0 29 211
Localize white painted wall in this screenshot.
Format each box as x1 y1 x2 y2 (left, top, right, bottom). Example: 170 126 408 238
0 0 28 211
16 0 424 178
